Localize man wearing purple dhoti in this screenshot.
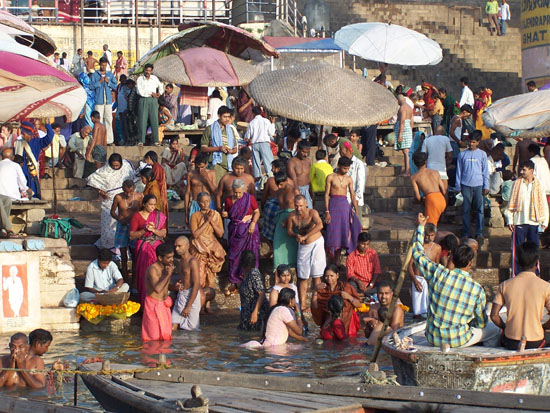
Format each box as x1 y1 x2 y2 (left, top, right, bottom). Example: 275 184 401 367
325 157 362 260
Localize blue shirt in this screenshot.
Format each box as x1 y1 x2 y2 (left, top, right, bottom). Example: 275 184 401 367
85 260 122 291
90 71 117 105
117 85 130 113
455 148 489 191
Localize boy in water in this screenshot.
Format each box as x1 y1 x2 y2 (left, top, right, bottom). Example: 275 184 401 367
111 179 143 282
325 157 362 261
29 329 52 357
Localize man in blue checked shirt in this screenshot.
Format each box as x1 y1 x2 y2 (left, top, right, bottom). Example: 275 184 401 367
90 57 117 146
412 213 500 348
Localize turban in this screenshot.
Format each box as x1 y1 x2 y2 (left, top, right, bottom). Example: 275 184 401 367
20 121 38 138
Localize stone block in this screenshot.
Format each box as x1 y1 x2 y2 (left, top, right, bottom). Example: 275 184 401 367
80 317 137 334
56 271 76 279
40 281 75 292
41 308 78 324
41 322 80 332
25 208 46 222
40 290 67 307
26 221 42 235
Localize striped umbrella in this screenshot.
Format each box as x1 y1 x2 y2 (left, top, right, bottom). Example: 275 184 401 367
0 45 86 122
153 47 258 87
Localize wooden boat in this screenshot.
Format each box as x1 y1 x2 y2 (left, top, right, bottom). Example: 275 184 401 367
382 322 550 395
80 361 550 412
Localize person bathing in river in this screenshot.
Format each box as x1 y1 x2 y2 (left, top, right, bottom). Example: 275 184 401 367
287 194 326 312
320 295 348 341
29 329 52 358
363 280 404 342
270 264 307 327
0 333 45 388
242 287 307 349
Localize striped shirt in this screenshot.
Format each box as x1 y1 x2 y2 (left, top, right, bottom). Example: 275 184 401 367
346 248 381 285
412 225 487 347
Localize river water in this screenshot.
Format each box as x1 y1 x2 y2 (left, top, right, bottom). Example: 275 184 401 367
0 310 394 409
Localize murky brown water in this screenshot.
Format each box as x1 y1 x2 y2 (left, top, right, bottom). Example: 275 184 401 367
0 311 394 409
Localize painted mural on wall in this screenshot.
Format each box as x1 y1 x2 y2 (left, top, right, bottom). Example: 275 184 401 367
2 264 28 319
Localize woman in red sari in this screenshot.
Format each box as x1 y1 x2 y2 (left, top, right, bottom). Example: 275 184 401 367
312 264 362 337
129 194 167 305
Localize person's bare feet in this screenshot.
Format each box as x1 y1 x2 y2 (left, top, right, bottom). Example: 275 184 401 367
399 172 410 177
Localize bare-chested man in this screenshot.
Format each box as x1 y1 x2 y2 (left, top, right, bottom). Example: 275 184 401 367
111 179 142 283
288 140 313 208
261 159 293 242
85 110 106 162
408 223 441 318
410 152 446 227
395 94 414 176
0 333 45 389
172 236 213 330
142 243 175 341
185 152 217 225
287 194 326 312
325 157 362 261
513 137 534 176
363 280 405 345
216 156 255 212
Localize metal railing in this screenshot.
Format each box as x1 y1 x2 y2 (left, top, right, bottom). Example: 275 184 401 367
231 0 303 36
0 0 231 25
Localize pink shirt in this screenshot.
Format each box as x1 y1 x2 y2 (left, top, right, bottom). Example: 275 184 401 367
263 306 295 347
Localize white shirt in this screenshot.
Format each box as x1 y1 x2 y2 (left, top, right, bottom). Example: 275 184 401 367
0 159 28 200
206 97 224 126
505 179 549 227
347 155 366 207
245 115 275 144
459 86 474 107
487 156 503 195
500 3 511 20
531 155 550 195
137 74 164 98
103 49 112 69
85 260 123 291
421 135 452 175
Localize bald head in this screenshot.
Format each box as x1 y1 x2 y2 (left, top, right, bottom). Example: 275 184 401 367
1 147 13 160
464 238 479 254
80 125 92 138
435 125 446 135
174 236 189 256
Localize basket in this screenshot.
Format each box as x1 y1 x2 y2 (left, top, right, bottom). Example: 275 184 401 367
95 292 130 306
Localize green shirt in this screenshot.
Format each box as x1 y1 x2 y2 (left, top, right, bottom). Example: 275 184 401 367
201 123 229 170
338 137 363 159
485 0 498 14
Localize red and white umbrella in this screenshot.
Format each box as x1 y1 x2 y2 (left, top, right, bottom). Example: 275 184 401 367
0 43 86 122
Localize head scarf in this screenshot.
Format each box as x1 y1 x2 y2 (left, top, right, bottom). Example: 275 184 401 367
20 121 38 138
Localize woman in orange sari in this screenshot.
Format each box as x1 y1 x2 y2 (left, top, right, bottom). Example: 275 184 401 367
312 264 362 337
140 167 163 214
190 192 226 295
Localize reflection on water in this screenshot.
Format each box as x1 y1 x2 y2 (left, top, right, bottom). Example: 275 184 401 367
0 311 393 409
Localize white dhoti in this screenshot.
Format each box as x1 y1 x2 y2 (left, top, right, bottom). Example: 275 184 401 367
171 288 201 331
412 275 428 315
297 236 326 279
73 158 85 179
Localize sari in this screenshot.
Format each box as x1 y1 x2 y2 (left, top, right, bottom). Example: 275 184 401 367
144 180 163 213
312 281 361 337
227 192 260 285
87 159 135 249
152 162 169 219
130 210 167 306
161 147 187 189
190 210 226 287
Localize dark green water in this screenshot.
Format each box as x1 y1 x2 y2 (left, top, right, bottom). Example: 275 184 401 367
0 311 393 409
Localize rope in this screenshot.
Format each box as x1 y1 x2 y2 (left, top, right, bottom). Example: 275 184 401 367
0 365 170 376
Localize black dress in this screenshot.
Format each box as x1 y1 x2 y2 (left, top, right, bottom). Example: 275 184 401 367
238 268 269 331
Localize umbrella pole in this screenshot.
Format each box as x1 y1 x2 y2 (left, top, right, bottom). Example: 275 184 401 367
135 0 139 60
51 157 58 214
369 232 414 364
318 125 324 148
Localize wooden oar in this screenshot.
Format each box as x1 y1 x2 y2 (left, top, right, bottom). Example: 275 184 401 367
369 231 415 365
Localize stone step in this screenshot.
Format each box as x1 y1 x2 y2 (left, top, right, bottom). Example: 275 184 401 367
54 200 102 213
40 178 87 190
41 308 78 324
41 188 98 201
366 186 414 198
366 176 412 187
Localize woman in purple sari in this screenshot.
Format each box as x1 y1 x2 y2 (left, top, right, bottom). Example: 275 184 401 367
129 194 167 305
222 179 260 294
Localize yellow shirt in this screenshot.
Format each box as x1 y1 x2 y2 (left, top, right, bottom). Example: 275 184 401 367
310 160 334 193
45 133 65 158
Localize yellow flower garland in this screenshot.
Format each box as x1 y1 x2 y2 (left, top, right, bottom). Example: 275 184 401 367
76 301 141 323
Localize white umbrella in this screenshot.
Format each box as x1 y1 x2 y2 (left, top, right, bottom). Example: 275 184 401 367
482 90 550 138
335 22 442 66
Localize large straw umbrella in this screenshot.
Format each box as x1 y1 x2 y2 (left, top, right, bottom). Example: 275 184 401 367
248 62 398 127
153 47 258 87
482 90 550 139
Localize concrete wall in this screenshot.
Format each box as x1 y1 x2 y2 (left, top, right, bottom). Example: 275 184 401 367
298 0 523 99
33 23 179 66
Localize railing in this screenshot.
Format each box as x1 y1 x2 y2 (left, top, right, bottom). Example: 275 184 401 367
231 0 303 36
0 0 231 25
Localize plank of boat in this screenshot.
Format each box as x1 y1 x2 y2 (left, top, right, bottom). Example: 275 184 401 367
382 321 550 362
81 363 550 411
0 393 96 413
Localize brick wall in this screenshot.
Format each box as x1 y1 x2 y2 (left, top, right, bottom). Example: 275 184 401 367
301 0 523 99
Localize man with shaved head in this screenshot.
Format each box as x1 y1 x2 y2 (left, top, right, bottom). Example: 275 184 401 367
172 236 214 329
